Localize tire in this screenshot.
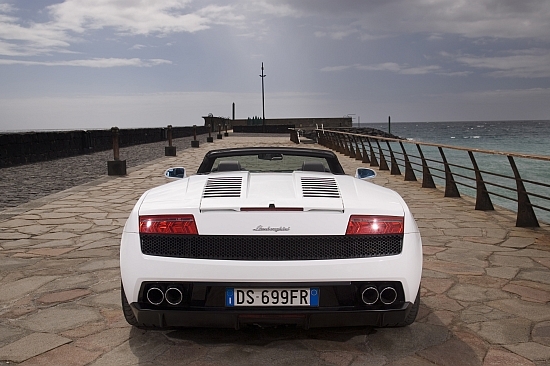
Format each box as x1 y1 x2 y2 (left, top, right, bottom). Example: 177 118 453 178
391 288 420 327
121 282 140 327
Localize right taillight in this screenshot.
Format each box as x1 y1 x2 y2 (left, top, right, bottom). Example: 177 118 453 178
346 215 404 235
139 215 198 235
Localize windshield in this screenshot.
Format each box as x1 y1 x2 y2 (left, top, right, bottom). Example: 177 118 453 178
210 154 330 173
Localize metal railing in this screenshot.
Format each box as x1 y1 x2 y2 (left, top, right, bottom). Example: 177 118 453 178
315 129 550 227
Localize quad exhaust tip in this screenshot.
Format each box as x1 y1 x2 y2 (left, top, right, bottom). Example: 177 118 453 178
361 287 379 305
146 287 164 305
380 287 397 305
165 287 184 306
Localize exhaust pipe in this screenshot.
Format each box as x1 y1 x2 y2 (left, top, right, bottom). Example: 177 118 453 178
361 286 379 305
165 287 183 306
380 287 397 305
146 287 165 305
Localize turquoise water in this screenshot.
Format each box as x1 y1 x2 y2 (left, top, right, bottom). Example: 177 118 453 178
366 120 550 224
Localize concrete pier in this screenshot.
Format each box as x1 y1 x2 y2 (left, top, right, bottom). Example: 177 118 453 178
1 135 549 365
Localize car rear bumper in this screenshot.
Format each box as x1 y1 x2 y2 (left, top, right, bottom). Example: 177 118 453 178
129 302 414 329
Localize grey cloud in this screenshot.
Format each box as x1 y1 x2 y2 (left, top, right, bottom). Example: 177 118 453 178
456 50 550 78
259 0 550 40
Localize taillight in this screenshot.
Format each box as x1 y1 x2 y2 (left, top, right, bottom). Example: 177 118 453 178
346 215 404 235
139 215 198 235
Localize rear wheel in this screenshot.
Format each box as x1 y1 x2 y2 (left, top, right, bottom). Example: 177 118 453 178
390 289 420 327
121 283 140 327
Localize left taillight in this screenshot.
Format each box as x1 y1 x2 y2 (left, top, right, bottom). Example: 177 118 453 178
139 215 198 235
346 215 404 235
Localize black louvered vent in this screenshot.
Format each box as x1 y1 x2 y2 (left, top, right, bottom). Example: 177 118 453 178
301 177 340 198
141 235 403 260
203 177 242 198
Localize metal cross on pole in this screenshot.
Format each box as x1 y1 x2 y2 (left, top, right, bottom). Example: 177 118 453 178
260 62 266 132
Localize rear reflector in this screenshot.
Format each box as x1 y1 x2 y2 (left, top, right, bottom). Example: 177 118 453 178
346 215 404 235
139 215 198 235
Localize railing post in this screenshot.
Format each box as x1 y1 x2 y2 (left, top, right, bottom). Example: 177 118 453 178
508 156 539 227
353 136 363 161
315 130 322 146
207 124 214 142
165 125 177 156
342 134 351 156
400 141 417 181
337 133 347 154
164 125 176 156
387 141 401 175
468 151 494 211
333 133 341 153
107 126 126 176
327 132 335 151
348 135 356 158
191 125 200 147
289 129 299 144
416 145 435 188
323 131 331 149
438 147 460 197
359 137 370 164
376 139 389 171
367 138 379 167
329 132 337 151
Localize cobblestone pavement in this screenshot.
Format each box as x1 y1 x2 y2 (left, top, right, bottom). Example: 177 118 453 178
1 134 550 365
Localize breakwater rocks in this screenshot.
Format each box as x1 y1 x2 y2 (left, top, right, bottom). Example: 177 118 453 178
345 127 401 139
303 127 400 141
0 126 208 168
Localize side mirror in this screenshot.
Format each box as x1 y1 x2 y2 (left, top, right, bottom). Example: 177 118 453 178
164 167 186 179
355 167 376 179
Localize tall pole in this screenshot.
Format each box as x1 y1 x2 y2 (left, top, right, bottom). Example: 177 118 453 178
260 62 266 132
388 115 391 135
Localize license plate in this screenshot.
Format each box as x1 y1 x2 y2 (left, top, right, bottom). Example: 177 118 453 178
226 288 319 307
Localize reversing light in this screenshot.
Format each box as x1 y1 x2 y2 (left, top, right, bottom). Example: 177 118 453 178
346 215 404 235
139 215 198 234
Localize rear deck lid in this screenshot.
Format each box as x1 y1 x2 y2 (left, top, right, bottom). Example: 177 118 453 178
199 171 344 212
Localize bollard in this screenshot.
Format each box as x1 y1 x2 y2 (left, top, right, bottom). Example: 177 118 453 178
165 125 176 156
207 124 214 142
107 127 127 175
224 124 229 137
217 124 223 139
191 125 200 147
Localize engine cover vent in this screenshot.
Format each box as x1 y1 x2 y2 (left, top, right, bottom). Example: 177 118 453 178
203 177 243 198
301 177 340 198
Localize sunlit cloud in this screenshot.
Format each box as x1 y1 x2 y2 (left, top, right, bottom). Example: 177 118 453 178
322 62 441 75
0 58 172 67
0 1 243 57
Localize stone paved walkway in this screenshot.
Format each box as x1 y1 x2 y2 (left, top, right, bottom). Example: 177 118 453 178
0 134 549 365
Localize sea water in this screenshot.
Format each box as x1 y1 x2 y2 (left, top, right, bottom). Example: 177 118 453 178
366 120 550 224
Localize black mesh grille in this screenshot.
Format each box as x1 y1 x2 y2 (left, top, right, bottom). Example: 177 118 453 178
140 235 403 260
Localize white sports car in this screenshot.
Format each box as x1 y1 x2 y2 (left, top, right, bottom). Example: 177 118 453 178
120 147 422 329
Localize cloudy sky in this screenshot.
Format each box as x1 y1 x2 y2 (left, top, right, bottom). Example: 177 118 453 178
1 0 549 131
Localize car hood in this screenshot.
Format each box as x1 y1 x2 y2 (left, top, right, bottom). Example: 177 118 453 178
139 171 404 216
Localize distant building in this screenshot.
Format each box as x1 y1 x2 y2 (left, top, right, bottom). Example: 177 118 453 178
202 116 352 131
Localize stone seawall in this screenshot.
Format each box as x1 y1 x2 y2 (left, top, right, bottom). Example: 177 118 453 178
0 126 208 168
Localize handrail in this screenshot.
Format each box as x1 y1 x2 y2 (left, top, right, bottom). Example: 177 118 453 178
315 128 550 227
